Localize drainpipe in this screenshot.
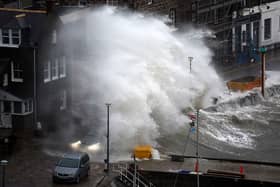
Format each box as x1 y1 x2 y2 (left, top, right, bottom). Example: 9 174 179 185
33 46 37 132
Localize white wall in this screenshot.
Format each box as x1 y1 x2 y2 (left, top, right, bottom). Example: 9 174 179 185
259 1 280 47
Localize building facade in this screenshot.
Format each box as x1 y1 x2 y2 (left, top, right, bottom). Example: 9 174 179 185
133 0 192 27
232 1 280 64
0 8 72 135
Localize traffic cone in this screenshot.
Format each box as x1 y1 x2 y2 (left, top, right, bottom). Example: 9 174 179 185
240 165 244 174
194 161 199 172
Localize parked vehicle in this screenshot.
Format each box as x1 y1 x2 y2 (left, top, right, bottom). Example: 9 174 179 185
52 152 90 183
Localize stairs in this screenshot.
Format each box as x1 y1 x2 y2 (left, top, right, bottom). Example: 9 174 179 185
112 163 155 187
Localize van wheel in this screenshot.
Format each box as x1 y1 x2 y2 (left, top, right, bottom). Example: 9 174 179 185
76 175 80 184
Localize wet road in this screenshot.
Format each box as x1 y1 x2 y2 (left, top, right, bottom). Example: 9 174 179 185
2 136 106 187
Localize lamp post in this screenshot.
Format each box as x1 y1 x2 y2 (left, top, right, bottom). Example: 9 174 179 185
196 109 200 187
188 56 194 73
105 103 111 173
1 160 8 187
133 154 137 187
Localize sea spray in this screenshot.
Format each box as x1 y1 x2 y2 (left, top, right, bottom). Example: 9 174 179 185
62 6 223 160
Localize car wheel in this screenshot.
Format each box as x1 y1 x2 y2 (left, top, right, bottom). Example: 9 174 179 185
76 175 80 184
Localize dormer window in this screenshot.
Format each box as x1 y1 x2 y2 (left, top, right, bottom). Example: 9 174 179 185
2 29 9 44
0 29 21 46
12 29 20 45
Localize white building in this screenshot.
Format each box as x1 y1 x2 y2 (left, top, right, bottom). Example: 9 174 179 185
234 1 280 52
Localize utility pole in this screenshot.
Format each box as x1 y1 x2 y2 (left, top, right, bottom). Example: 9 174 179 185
188 56 194 73
1 160 8 187
260 47 267 98
105 103 111 173
33 46 38 133
196 109 200 187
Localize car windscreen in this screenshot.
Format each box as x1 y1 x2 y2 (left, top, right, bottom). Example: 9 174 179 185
58 158 79 168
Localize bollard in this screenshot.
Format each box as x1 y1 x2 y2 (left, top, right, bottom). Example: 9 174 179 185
195 161 199 172
240 165 244 174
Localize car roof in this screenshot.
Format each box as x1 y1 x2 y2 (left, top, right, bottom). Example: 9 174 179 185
62 152 87 160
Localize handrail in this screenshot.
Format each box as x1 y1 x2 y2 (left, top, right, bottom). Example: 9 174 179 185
113 163 156 187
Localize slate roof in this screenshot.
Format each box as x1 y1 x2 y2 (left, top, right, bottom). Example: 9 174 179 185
0 9 47 45
0 88 22 102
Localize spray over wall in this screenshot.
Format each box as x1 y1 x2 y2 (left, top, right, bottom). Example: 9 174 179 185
63 7 223 160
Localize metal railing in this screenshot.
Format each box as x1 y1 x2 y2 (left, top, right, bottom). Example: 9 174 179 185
112 163 155 187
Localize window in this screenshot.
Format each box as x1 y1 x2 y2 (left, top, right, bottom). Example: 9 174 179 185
242 31 246 43
52 59 59 80
3 74 8 87
2 29 9 44
279 16 280 31
3 101 11 113
192 12 197 22
1 29 21 45
107 0 118 6
11 61 23 82
44 61 51 83
253 21 259 47
52 30 57 44
23 100 33 113
59 56 66 78
1 100 32 114
169 8 176 26
60 90 67 110
14 102 22 114
264 18 271 40
12 29 20 44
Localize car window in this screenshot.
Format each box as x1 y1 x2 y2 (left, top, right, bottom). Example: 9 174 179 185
58 158 79 168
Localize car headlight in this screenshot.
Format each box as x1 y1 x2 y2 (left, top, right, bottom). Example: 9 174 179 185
4 138 9 143
70 140 81 149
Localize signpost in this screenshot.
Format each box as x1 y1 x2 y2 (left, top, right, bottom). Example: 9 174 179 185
260 47 267 98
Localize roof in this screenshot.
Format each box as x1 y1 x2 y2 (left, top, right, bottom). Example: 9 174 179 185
0 89 23 102
0 8 47 44
53 6 89 24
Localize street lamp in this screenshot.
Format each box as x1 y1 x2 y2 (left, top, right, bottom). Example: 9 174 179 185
188 56 194 73
1 160 8 187
196 109 200 187
105 103 111 173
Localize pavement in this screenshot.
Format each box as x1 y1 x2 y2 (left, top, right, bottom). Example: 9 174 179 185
137 158 280 183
